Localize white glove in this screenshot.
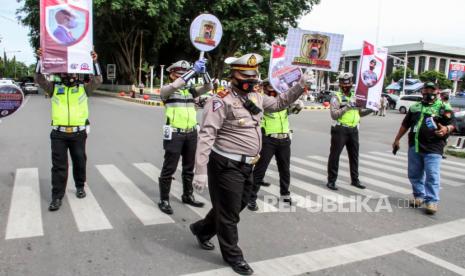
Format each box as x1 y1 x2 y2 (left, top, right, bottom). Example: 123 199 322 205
299 70 316 88
193 174 208 193
290 100 304 114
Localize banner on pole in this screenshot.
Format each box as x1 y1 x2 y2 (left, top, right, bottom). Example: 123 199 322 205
448 62 465 81
40 0 93 74
284 28 344 72
355 41 388 110
268 44 302 93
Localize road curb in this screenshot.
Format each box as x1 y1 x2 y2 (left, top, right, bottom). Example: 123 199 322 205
94 90 329 110
303 106 329 111
94 90 164 107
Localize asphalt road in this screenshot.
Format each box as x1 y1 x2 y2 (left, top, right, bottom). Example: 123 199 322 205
0 94 464 276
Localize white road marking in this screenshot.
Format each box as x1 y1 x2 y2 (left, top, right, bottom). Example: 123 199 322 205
372 152 464 187
96 164 174 225
405 248 465 275
136 163 212 217
5 168 44 240
266 168 353 204
309 156 412 194
288 157 388 198
182 218 465 276
66 181 113 232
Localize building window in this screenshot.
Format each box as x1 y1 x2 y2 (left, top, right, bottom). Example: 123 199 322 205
418 56 426 74
429 57 436 71
439 59 447 73
344 61 350 72
408 57 415 71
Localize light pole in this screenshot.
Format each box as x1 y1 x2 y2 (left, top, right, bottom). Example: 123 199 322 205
5 50 21 79
388 51 408 95
149 65 154 94
160 65 165 88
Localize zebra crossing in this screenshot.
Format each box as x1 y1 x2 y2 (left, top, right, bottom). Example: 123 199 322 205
3 151 463 241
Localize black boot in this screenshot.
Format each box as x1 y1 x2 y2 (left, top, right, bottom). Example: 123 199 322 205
158 177 173 214
182 174 205 208
76 187 86 198
49 198 62 211
247 200 259 211
351 181 366 189
189 224 215 250
326 182 338 190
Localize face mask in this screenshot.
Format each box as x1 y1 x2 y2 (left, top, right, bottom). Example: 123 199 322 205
62 75 77 87
234 78 260 93
442 96 449 101
422 93 437 104
68 18 77 29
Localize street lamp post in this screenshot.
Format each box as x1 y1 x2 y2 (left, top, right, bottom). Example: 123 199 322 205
389 51 408 95
160 65 165 88
5 50 21 79
150 65 154 94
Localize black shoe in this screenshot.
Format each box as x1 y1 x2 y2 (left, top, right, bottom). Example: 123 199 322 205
247 201 259 211
351 182 366 189
281 195 292 205
48 198 62 211
182 194 205 208
189 224 215 250
326 182 338 190
261 182 271 187
229 260 254 275
158 200 173 215
76 187 86 198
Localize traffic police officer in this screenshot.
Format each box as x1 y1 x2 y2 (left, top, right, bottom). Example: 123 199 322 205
248 79 305 211
188 53 312 275
326 72 372 191
158 59 213 214
35 48 102 211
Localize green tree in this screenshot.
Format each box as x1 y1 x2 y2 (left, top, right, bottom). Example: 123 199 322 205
17 0 321 83
419 70 452 89
160 0 320 80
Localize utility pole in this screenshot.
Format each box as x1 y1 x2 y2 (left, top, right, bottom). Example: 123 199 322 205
150 65 154 94
402 51 408 96
138 31 143 85
160 65 165 88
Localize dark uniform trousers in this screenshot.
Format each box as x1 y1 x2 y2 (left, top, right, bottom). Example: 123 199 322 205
191 151 253 264
251 135 291 202
327 125 360 185
159 130 197 200
51 130 87 200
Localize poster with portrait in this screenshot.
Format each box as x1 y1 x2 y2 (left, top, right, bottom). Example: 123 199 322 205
189 14 223 52
284 28 344 72
40 0 93 74
268 44 302 93
0 85 24 119
355 41 388 110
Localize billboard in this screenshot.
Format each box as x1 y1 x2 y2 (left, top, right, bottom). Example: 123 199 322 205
0 85 24 119
40 0 93 74
284 28 344 72
355 41 388 110
448 62 465 81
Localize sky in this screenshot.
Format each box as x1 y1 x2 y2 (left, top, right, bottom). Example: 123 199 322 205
1 0 465 66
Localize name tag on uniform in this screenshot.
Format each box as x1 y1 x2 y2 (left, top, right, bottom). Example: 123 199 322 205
163 125 172 140
71 87 79 93
57 87 65 95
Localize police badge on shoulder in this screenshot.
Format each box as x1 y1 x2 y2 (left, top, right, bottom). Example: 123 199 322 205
163 125 173 140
